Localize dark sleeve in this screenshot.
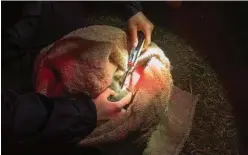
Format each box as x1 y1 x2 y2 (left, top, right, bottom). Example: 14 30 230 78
2 2 43 63
121 1 143 21
2 2 44 91
2 89 97 154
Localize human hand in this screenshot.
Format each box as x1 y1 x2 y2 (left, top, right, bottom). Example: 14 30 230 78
93 88 132 121
127 11 154 50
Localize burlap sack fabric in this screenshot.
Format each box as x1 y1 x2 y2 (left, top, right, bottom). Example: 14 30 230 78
34 25 197 155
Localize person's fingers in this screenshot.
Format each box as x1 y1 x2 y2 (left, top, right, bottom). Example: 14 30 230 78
143 26 152 50
129 25 138 48
114 92 132 110
102 88 116 99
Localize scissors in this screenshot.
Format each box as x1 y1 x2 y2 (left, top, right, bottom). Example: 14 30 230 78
121 31 145 89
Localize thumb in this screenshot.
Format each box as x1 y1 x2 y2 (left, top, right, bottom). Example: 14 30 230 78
129 26 138 47
115 92 132 109
103 88 116 98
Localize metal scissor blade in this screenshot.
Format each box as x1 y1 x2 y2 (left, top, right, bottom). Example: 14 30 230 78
121 31 145 89
120 69 130 89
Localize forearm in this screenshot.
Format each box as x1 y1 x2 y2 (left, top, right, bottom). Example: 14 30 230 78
2 89 97 154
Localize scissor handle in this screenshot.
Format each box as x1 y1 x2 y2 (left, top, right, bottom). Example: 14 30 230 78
128 31 145 66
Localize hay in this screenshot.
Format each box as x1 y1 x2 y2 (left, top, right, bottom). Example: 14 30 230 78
160 33 239 155
85 12 238 155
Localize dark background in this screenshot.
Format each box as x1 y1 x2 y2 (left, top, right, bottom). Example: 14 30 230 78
2 1 248 154
140 2 248 152
144 2 248 153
